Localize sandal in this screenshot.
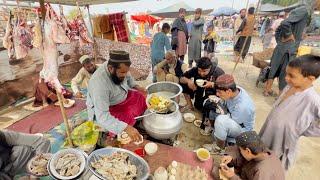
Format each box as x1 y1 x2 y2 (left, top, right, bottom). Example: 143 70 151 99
263 91 276 97
200 127 213 136
202 143 225 154
179 105 194 113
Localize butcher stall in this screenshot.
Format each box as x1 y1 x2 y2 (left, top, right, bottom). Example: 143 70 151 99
1 0 151 108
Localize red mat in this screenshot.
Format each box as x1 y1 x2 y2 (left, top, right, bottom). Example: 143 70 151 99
124 140 214 179
6 100 86 134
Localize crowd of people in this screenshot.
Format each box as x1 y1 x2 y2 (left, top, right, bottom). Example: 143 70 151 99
148 4 320 179
1 4 320 180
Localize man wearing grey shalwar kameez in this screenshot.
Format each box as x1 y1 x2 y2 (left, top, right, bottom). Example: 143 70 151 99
264 6 309 95
188 8 204 68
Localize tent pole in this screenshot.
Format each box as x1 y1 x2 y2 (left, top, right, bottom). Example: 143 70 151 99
57 91 73 147
86 5 94 39
86 5 98 62
232 0 236 46
232 0 262 75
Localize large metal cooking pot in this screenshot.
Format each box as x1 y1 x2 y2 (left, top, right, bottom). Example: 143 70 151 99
146 82 182 101
143 101 182 140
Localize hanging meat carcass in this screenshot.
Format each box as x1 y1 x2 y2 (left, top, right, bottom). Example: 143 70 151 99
59 5 72 40
39 6 64 92
13 18 33 59
67 19 79 41
3 11 14 59
3 15 11 49
47 5 70 44
76 15 93 47
32 15 42 48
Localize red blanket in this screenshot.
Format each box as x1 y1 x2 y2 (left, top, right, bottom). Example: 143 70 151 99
109 13 129 42
109 90 147 126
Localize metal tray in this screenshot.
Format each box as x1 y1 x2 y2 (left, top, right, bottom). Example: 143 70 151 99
87 147 150 180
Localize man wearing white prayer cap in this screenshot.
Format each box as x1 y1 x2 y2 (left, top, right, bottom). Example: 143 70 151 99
71 55 100 98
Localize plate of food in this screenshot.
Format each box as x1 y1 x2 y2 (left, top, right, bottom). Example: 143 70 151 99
117 131 144 145
183 113 196 123
88 147 150 180
54 99 75 108
49 148 86 180
27 153 52 177
193 119 202 128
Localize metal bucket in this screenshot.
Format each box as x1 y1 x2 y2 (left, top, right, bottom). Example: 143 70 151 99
146 82 182 101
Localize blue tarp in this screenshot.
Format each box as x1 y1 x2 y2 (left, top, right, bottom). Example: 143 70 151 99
210 7 238 16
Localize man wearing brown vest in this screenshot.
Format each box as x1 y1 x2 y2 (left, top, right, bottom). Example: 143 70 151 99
234 7 255 62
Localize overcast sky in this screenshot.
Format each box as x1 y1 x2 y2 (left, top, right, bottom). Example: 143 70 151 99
50 0 259 15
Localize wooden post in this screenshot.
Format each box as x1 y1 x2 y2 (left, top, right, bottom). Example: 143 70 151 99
57 91 73 147
123 12 131 43
232 0 262 75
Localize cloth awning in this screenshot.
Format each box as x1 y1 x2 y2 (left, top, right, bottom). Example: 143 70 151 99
131 14 163 26
151 2 212 18
4 0 137 6
209 7 237 16
260 3 302 13
151 2 194 18
260 3 284 12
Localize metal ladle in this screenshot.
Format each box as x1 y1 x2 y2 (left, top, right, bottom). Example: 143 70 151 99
134 101 176 120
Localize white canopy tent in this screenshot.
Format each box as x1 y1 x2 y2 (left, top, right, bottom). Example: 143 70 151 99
4 0 138 6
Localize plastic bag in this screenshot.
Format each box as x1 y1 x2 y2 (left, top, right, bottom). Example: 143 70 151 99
70 121 99 152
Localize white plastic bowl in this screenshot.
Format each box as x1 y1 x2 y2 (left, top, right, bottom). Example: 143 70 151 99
49 148 86 180
183 113 195 123
27 153 52 177
154 166 168 180
196 79 205 87
144 142 158 156
196 148 210 162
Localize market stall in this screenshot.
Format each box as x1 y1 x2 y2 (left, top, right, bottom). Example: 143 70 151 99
130 14 162 45
1 0 151 108
2 0 146 149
